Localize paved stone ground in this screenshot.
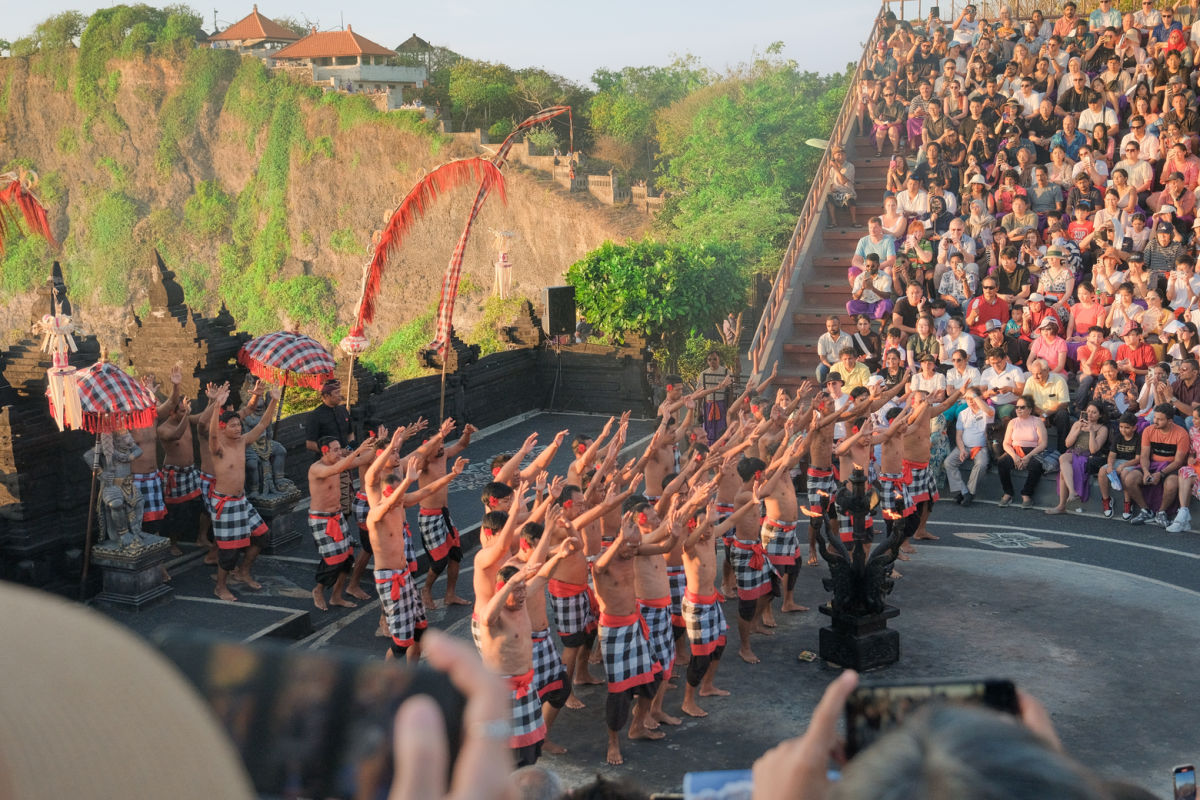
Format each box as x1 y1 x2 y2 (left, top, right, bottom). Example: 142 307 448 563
97 414 1200 798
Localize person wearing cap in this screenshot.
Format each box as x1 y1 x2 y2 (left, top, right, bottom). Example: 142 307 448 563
1149 170 1196 227
826 145 857 229
1030 315 1069 375
1077 86 1118 138
1116 322 1157 380
1038 247 1076 313
1145 222 1186 275
848 253 894 321
910 351 947 402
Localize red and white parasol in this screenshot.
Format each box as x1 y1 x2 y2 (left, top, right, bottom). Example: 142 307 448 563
237 331 336 389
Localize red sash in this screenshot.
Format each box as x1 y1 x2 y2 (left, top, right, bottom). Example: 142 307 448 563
508 668 535 698
547 579 587 598
638 596 670 608
600 611 650 641
730 539 767 570
376 571 407 601
684 589 724 604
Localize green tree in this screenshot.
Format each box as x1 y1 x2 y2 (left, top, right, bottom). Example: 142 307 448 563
654 53 848 274
448 59 517 130
273 16 313 38
35 11 87 51
565 238 747 360
589 58 710 177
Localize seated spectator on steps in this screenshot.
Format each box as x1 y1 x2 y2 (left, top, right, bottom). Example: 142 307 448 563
1124 403 1190 526
1026 358 1072 451
945 387 994 507
847 253 895 320
997 394 1049 508
1046 401 1110 515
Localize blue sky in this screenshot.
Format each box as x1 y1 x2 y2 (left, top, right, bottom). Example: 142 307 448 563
7 0 883 86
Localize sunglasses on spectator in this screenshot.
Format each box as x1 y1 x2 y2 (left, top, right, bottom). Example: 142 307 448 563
1015 405 1030 410
952 357 965 362
983 285 997 290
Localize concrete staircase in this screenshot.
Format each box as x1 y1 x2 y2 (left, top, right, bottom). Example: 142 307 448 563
775 135 894 388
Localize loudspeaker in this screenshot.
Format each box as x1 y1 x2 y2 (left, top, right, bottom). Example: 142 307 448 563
544 285 576 337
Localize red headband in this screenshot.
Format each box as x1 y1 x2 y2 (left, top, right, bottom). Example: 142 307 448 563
218 421 227 429
519 539 533 553
754 470 763 481
686 517 698 530
637 512 648 526
563 499 574 509
382 485 395 497
321 445 331 454
575 443 587 454
488 497 498 507
491 466 501 477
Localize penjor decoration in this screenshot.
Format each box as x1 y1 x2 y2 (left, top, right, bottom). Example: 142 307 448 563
0 168 57 253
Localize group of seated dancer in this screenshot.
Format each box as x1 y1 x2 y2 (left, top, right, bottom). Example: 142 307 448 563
819 2 1200 530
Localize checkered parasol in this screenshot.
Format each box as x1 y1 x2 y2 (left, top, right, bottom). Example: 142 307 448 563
237 331 335 389
65 360 158 434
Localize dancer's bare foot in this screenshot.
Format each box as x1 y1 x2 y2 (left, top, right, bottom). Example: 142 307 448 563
345 585 371 601
739 647 760 664
444 594 469 606
681 699 707 717
214 585 237 602
203 551 219 565
806 550 819 566
330 595 356 609
565 694 586 710
759 614 777 628
900 541 917 553
543 740 567 755
606 742 623 765
781 600 809 613
628 725 665 741
892 568 903 578
375 622 390 637
896 550 911 561
913 531 938 540
160 566 171 583
699 685 730 697
653 710 682 726
421 587 438 610
231 571 262 590
755 624 776 636
313 587 329 611
574 670 604 686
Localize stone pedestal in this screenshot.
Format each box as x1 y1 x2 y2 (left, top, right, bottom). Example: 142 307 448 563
90 539 174 611
818 604 900 671
251 493 303 553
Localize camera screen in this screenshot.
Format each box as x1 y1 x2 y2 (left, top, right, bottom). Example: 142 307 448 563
845 679 1018 756
1176 767 1197 800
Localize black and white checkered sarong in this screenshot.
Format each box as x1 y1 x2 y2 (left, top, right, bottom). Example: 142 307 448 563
162 465 202 504
133 471 165 522
531 629 568 701
548 580 597 639
508 671 546 748
682 591 728 655
639 601 676 675
208 490 268 549
666 566 686 626
375 568 427 648
760 518 800 566
599 613 662 692
879 473 914 519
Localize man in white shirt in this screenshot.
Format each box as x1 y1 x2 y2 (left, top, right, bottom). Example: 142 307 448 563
1136 0 1163 34
979 347 1026 423
896 175 930 219
952 5 980 46
1078 95 1119 139
848 254 895 320
1014 79 1044 119
815 316 848 383
945 347 982 385
935 220 979 284
944 387 995 506
1121 115 1161 162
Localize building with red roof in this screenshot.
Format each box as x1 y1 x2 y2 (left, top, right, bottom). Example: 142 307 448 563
270 24 427 110
208 5 300 53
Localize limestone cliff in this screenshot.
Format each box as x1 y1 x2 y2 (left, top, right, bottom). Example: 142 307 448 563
0 50 646 371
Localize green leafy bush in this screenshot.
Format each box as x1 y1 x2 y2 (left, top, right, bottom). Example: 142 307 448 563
155 47 238 175
359 306 438 381
565 238 748 358
488 119 513 140
466 295 525 356
329 228 364 255
183 180 233 237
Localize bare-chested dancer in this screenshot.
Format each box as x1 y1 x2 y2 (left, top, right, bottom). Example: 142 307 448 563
592 513 665 766
630 497 686 730
680 496 755 717
130 368 183 543
480 561 544 767
726 457 775 664
364 429 425 661
516 510 577 755
413 416 476 609
492 429 569 487
470 482 547 648
902 387 963 542
206 383 279 602
307 434 377 610
802 390 848 566
157 395 202 553
194 380 265 563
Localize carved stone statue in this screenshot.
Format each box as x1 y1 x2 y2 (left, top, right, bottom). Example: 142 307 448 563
84 431 165 550
817 467 903 616
243 398 296 500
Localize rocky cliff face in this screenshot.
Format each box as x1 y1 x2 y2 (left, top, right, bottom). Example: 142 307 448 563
0 51 646 365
